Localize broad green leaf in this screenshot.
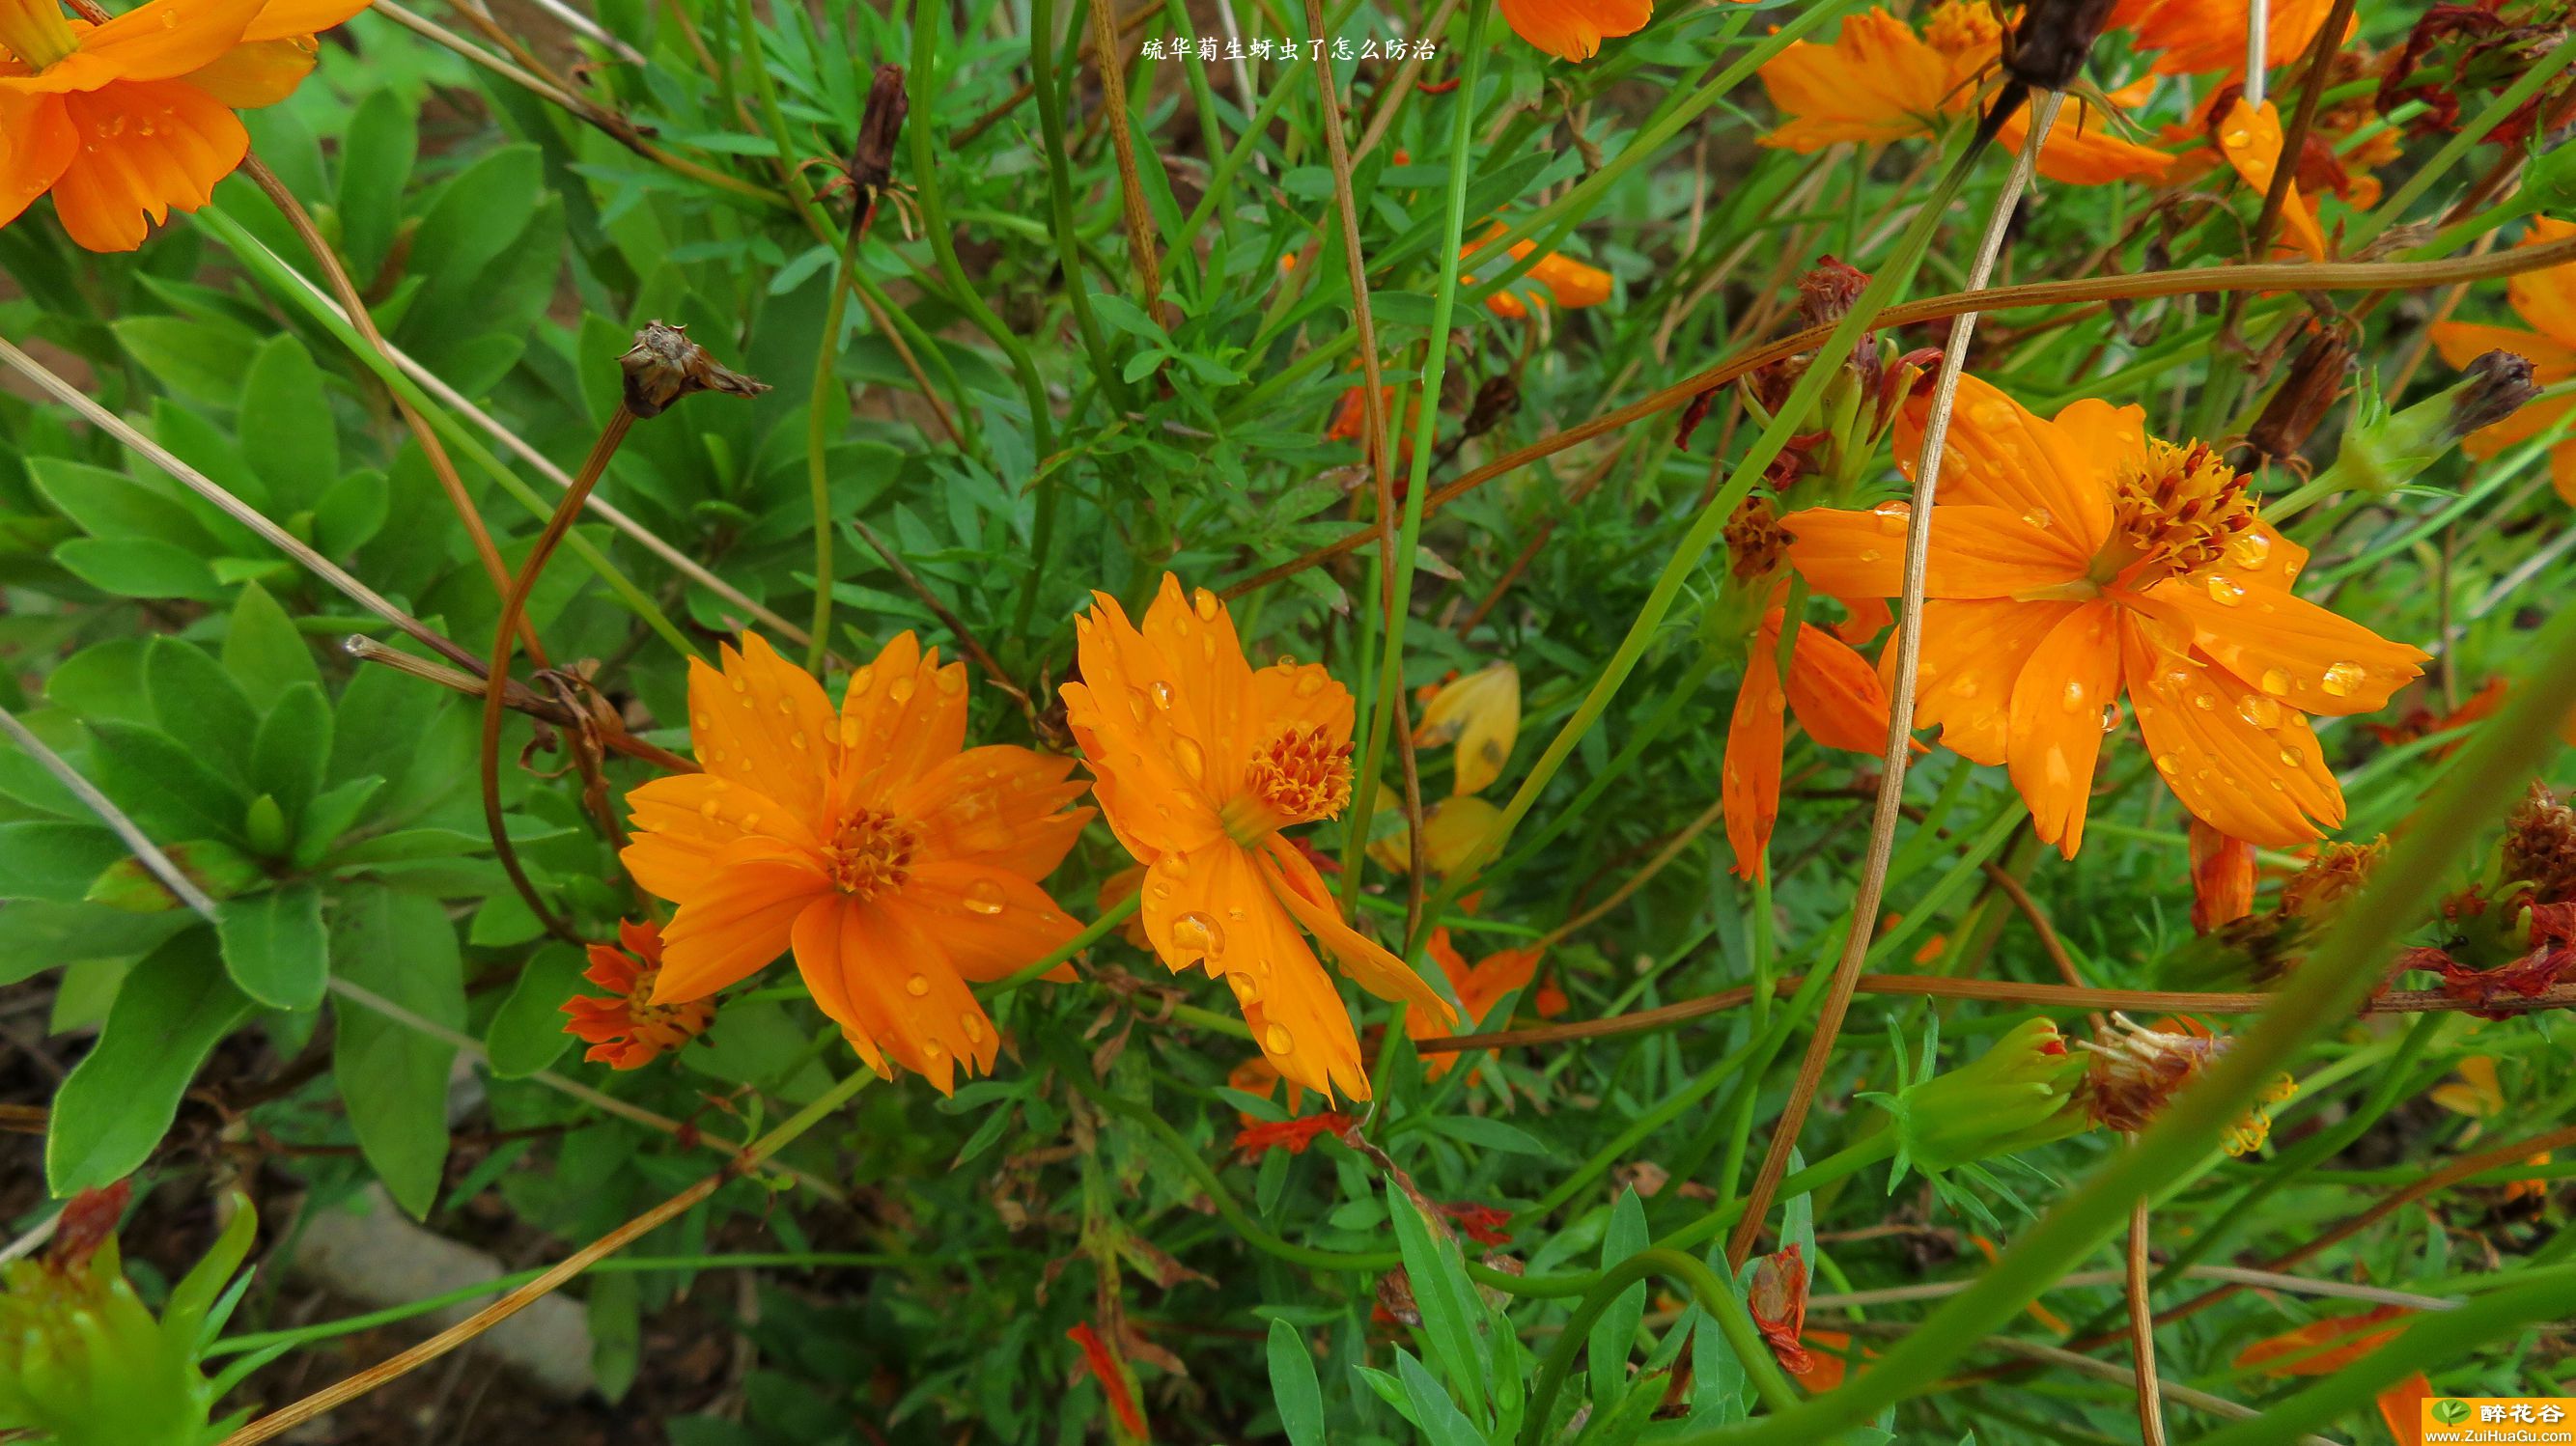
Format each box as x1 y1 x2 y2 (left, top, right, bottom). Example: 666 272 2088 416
216 884 328 1010
112 314 264 406
484 942 587 1078
1394 1349 1488 1446
47 927 251 1194
0 903 188 986
1386 1182 1488 1424
331 884 464 1217
86 719 251 846
26 458 219 550
1268 1319 1326 1446
250 682 332 826
1591 1188 1650 1407
238 335 339 511
337 87 417 280
292 776 382 867
84 838 264 912
314 469 390 555
144 635 259 771
588 1268 642 1403
54 537 227 600
0 820 128 903
222 580 322 709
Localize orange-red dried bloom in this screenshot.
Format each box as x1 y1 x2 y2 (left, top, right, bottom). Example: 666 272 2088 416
2 0 373 251
621 632 1093 1095
1438 1202 1514 1246
560 919 714 1069
1063 575 1455 1102
2503 784 2576 903
1066 1321 1149 1439
2188 820 2256 934
2281 837 2384 920
1747 1244 1812 1376
1233 1111 1354 1159
2082 1015 2295 1154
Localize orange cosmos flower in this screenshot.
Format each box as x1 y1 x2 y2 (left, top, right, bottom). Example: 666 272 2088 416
2428 216 2576 506
2111 0 2338 77
1784 374 2427 853
2232 1305 2411 1376
1405 927 1540 1077
1 0 371 251
1063 575 1455 1102
1755 4 2170 187
1465 226 1613 320
1414 662 1520 795
2187 818 2256 933
620 632 1092 1095
1497 0 1648 64
559 919 715 1069
1724 602 1895 880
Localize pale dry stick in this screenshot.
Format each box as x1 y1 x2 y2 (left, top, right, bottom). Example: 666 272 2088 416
1349 0 1463 163
1224 235 2576 600
1210 0 1263 172
1089 0 1171 328
1303 0 1430 910
0 698 831 1198
1971 1334 2339 1446
238 233 823 651
1810 1265 2458 1313
2126 1154 2169 1446
515 0 647 63
0 1209 59 1267
0 336 484 674
1728 92 2065 1266
2245 0 2270 112
237 157 545 669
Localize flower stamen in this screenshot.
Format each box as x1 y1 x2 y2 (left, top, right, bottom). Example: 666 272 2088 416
1222 725 1354 844
2101 439 2257 583
825 810 916 898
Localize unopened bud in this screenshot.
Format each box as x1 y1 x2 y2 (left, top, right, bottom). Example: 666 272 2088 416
2448 349 2541 435
2005 0 2116 91
852 64 909 196
1880 1017 2091 1175
619 320 770 419
2305 351 2538 500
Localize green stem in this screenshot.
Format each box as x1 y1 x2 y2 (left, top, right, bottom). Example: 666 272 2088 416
1030 0 1134 408
1523 1247 1801 1444
804 216 866 673
992 890 1142 993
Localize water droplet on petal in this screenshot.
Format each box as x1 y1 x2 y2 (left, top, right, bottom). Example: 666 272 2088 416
731 675 749 693
1150 681 1176 710
2279 745 2305 767
838 720 859 746
1295 672 1326 697
1155 853 1190 880
1229 973 1261 1004
906 974 931 996
1173 737 1205 782
961 1013 985 1042
2230 531 2272 568
1192 588 1220 623
700 798 720 820
2192 691 2216 711
2237 694 2282 728
1859 548 1883 564
849 665 876 697
2022 508 2052 530
2259 667 2291 694
2320 661 2364 697
2202 573 2246 606
1171 910 1226 963
2154 752 2181 774
936 668 965 695
965 878 1007 915
1265 1023 1294 1055
791 732 808 750
2059 680 2087 712
888 676 916 703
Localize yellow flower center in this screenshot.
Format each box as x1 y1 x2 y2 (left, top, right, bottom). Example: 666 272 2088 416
825 809 916 898
619 965 706 1043
2100 439 2255 584
1220 725 1354 845
1921 0 2002 58
1724 496 1787 582
0 0 80 70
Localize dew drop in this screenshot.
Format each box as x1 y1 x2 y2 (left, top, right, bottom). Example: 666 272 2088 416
731 675 749 694
2099 703 2122 734
850 665 876 696
1949 677 1979 699
2022 508 2052 530
2319 661 2364 697
741 812 760 829
1192 588 1220 622
693 712 711 731
905 974 931 997
961 1013 985 1043
936 668 965 695
923 1042 944 1060
2192 691 2216 711
2222 127 2253 149
888 676 916 703
2202 573 2246 607
699 798 721 820
965 878 1007 915
1171 910 1227 962
1172 737 1206 782
2279 745 2305 767
1230 973 1261 1004
2258 667 2291 694
1277 653 1300 668
1858 548 1883 563
1265 1023 1295 1055
1150 681 1177 710
1295 672 1326 697
2236 694 2282 728
2230 531 2272 568
838 720 860 746
2153 752 2181 774
1155 853 1190 880
791 732 808 750
2059 680 2087 712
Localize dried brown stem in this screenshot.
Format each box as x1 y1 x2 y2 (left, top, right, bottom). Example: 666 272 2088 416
848 517 1044 735
2125 1170 2169 1446
344 637 698 774
1087 0 1168 329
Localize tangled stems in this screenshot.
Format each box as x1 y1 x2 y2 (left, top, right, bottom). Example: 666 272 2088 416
1523 1248 1800 1442
1656 583 2576 1444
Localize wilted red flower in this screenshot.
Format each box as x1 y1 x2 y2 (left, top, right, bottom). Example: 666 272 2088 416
561 919 716 1069
1067 1321 1149 1439
1747 1244 1812 1376
2188 820 2256 934
1233 1111 1355 1160
1438 1202 1514 1246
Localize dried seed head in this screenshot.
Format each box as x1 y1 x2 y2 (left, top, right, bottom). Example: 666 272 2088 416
2005 0 2116 92
2246 326 2352 464
2282 837 2386 919
2503 784 2576 904
619 320 770 419
852 64 910 196
2447 350 2541 440
1725 495 1788 581
2080 1015 2293 1154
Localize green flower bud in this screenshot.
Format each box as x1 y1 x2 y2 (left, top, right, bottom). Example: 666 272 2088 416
1876 1017 2091 1176
2307 352 2541 501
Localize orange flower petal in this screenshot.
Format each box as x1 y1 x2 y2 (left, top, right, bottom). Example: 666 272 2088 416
686 632 841 833
653 855 826 1002
1907 598 2082 766
1263 837 1456 1027
2149 575 2428 716
1755 10 1956 151
175 35 314 107
32 0 263 90
2006 598 2124 855
1496 0 1649 63
819 897 995 1094
1783 504 2089 599
43 80 244 251
2503 216 2576 348
2378 1372 2432 1446
1145 840 1368 1099
835 631 970 810
620 772 814 901
1895 375 2124 552
2231 1305 2410 1376
1782 620 1894 754
2215 98 2327 261
0 93 76 230
238 0 373 42
2120 609 2343 847
897 744 1091 877
2005 104 2170 186
2117 0 2336 76
1062 590 1229 860
890 860 1081 984
2218 519 2310 594
2426 320 2576 382
1723 640 1786 880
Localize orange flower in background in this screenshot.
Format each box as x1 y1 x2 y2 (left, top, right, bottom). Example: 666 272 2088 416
1755 4 2170 186
1406 927 1541 1076
2187 818 2256 932
2379 1372 2432 1445
2212 97 2330 260
2233 1305 2411 1376
1414 662 1520 795
2428 216 2576 505
621 633 1092 1095
559 919 715 1069
1784 374 2427 853
1465 226 1613 319
1724 603 1894 879
1497 0 1648 64
1367 795 1506 876
2113 0 2338 76
1063 575 1456 1102
1 0 373 251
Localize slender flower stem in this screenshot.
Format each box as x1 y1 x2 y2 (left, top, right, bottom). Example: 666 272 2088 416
2124 1172 2168 1446
1728 91 2060 1265
1524 1248 1800 1442
477 408 639 945
215 1069 874 1446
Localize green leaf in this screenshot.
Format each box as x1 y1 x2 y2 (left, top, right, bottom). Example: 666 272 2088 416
54 537 227 600
314 469 390 555
222 580 322 709
26 458 219 550
1420 1114 1560 1158
338 88 416 281
250 681 333 825
331 884 464 1217
1268 1319 1326 1446
0 904 188 986
484 942 587 1078
84 838 265 912
1386 1182 1488 1425
292 776 382 868
469 889 546 947
588 1269 642 1403
1591 1188 1651 1407
216 884 328 1010
47 927 252 1194
1394 1349 1488 1446
144 635 259 772
238 334 340 511
86 719 251 847
112 314 264 406
0 821 129 903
